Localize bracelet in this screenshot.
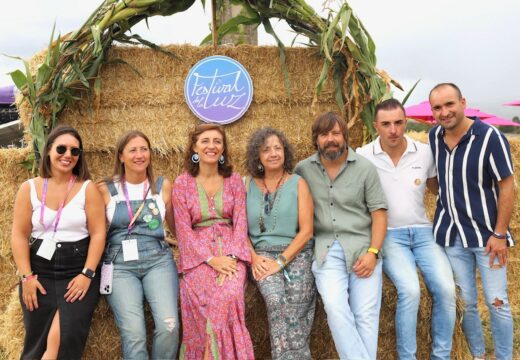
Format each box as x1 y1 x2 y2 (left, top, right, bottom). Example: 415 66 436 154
19 271 34 281
275 258 292 283
492 232 507 240
277 254 287 266
275 258 285 270
21 274 37 283
367 247 379 259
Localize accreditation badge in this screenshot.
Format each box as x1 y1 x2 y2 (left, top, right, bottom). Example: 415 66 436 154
36 239 56 260
122 239 139 261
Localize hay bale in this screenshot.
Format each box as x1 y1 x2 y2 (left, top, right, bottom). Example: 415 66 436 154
507 139 520 250
0 148 32 258
58 101 349 155
2 139 520 359
3 43 520 358
90 46 336 108
0 291 24 360
19 45 348 154
0 256 17 318
0 148 32 314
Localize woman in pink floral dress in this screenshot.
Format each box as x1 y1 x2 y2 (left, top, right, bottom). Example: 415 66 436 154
172 123 254 360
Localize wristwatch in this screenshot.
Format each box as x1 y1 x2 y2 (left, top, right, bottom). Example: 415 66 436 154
367 247 379 259
81 267 96 279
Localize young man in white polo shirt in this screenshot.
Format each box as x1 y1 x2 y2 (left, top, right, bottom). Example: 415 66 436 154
357 98 456 360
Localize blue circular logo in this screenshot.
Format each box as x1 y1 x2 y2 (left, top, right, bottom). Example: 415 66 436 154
184 55 253 124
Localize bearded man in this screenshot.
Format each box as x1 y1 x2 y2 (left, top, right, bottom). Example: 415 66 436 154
295 112 388 360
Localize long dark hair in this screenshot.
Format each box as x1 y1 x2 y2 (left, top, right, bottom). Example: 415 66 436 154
183 123 233 178
39 125 90 181
112 130 157 194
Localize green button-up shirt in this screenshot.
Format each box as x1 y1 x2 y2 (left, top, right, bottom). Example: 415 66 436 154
295 148 388 270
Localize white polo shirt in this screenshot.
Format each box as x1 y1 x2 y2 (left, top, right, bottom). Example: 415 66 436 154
356 135 436 229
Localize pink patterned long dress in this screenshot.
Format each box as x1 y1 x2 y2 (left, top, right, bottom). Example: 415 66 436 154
172 172 254 360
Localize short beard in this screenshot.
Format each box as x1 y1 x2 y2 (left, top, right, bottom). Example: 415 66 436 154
318 142 347 161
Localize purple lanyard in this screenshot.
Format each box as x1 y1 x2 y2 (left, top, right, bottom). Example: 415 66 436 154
122 177 149 232
39 176 77 235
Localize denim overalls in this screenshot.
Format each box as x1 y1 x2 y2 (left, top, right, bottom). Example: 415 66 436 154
104 177 179 360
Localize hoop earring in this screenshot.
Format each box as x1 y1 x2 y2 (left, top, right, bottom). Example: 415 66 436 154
219 155 225 165
191 153 200 163
258 164 264 172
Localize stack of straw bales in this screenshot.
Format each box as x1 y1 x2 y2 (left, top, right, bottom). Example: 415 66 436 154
0 45 518 359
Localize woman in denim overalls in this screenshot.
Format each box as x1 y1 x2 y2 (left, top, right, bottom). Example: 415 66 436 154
98 130 179 359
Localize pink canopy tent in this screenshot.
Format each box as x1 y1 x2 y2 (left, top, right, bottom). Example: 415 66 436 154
503 100 520 106
405 101 493 123
481 116 520 127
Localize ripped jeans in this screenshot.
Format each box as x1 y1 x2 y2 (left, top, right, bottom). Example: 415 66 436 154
106 243 180 360
445 234 513 360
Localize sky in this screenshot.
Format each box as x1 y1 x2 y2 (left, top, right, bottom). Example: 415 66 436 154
1 0 519 118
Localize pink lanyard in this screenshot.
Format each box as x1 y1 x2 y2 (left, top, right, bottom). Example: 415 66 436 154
39 176 77 235
122 177 150 232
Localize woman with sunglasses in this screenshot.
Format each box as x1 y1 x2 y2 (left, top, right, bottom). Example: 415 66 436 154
97 130 179 359
172 123 254 359
245 127 316 360
11 125 106 359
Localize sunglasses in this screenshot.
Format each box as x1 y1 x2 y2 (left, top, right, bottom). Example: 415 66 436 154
56 145 82 157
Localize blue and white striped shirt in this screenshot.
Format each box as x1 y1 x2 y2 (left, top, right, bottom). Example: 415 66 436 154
429 118 515 248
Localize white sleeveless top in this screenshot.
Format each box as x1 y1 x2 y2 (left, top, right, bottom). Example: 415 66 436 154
105 180 166 224
29 179 90 242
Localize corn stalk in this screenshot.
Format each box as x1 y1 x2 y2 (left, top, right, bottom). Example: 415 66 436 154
8 0 196 172
9 0 399 171
207 0 402 139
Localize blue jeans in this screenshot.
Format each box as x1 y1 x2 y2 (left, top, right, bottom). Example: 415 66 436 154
312 240 382 360
445 235 513 360
107 244 180 360
383 226 456 360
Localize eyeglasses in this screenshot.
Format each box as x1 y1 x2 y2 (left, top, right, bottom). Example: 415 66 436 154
56 145 82 157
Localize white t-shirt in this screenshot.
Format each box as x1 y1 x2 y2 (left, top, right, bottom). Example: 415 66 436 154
105 180 166 225
30 179 90 242
357 135 436 229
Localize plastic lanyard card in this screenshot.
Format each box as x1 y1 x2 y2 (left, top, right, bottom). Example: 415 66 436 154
122 239 139 262
36 238 56 260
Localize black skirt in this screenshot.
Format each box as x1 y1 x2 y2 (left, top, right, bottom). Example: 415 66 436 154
19 237 100 360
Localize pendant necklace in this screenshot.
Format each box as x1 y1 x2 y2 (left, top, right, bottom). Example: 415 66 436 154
259 171 285 233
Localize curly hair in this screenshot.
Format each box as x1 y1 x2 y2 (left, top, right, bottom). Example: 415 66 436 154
183 123 233 178
245 127 295 178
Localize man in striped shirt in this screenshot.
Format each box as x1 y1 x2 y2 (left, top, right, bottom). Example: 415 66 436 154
428 83 514 360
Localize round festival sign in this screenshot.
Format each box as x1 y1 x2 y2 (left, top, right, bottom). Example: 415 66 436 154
184 55 253 124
